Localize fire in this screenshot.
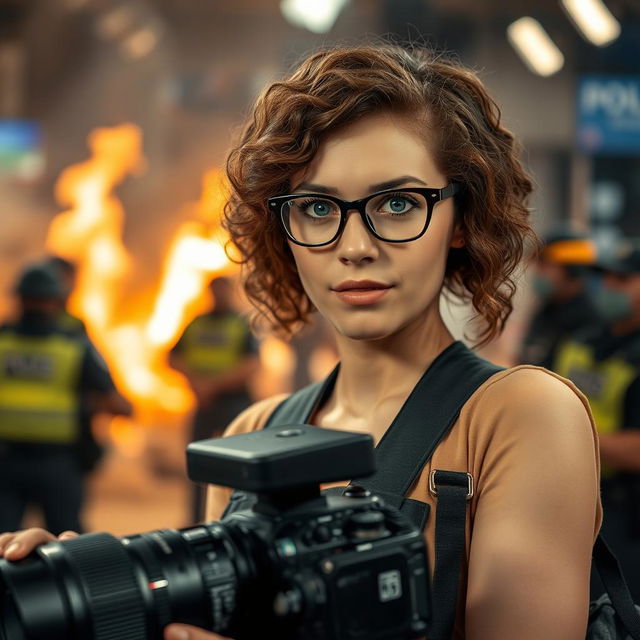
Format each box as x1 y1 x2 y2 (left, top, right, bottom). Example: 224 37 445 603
45 124 235 426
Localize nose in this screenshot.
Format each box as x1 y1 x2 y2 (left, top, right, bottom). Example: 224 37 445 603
335 209 379 265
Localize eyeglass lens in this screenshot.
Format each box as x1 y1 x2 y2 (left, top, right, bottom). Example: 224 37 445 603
281 191 431 245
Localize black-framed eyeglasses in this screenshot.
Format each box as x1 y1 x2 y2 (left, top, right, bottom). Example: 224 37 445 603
267 184 460 247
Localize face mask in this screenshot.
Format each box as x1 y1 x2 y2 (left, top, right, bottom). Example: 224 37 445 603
531 274 555 302
590 286 633 322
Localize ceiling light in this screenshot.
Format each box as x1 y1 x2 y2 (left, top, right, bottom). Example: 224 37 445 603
561 0 620 47
280 0 349 34
507 17 565 77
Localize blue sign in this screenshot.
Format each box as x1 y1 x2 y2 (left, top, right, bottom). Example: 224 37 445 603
0 119 40 152
577 75 640 154
0 119 43 177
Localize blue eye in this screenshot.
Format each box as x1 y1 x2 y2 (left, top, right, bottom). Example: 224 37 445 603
310 202 331 216
388 197 409 213
297 198 336 218
378 194 419 215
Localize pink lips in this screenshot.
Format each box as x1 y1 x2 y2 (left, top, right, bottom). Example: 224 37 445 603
332 280 393 306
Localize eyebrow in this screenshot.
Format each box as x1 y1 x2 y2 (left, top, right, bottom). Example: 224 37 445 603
292 175 429 195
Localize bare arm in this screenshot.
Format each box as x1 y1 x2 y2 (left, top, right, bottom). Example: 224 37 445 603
465 372 600 639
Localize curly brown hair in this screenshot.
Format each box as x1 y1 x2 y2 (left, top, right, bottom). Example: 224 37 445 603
224 44 535 346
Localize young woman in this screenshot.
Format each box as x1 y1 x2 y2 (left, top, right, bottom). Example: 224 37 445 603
0 45 601 640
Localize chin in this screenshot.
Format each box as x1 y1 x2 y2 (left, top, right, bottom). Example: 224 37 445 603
334 320 398 342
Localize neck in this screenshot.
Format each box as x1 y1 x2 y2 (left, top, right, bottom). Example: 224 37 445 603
331 305 455 413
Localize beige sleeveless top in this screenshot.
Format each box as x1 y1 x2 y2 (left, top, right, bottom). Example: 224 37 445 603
206 365 602 638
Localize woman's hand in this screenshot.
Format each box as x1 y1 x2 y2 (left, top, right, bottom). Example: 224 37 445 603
0 528 78 560
164 624 233 640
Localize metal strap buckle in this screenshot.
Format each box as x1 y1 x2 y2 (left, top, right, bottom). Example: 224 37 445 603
428 470 474 501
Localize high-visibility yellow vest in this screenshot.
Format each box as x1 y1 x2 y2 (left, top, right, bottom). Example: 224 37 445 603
180 314 251 375
0 329 84 444
554 340 636 436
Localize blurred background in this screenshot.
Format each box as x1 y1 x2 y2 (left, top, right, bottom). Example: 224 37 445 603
0 0 638 535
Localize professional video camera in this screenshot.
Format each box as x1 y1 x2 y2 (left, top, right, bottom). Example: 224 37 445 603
0 425 430 640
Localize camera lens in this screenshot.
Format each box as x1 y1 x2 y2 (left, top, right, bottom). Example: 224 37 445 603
1 533 147 640
0 523 256 640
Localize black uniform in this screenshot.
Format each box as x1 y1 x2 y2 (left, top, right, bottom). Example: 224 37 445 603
0 314 115 534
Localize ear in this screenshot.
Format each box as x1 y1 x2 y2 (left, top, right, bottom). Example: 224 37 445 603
450 224 465 249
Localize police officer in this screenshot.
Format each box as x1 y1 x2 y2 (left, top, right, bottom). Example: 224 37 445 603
520 229 601 368
0 263 132 534
169 276 260 522
554 240 640 601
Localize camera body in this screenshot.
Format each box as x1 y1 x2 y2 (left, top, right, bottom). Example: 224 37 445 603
214 486 430 639
0 425 430 640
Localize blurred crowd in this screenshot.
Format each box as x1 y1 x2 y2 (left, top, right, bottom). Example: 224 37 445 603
518 229 640 599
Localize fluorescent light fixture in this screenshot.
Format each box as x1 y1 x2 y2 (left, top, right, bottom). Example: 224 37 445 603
280 0 349 34
507 17 565 77
561 0 621 47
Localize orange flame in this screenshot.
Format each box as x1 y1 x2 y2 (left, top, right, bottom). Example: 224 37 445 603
45 125 235 422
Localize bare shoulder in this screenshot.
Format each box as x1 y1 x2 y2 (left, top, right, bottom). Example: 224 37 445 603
474 365 598 450
482 365 592 419
223 393 290 437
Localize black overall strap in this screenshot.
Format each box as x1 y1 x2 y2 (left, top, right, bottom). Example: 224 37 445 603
428 470 474 640
364 341 502 495
361 341 501 640
593 534 640 640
